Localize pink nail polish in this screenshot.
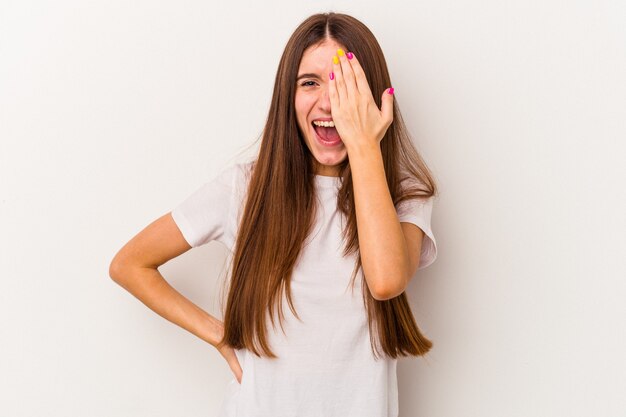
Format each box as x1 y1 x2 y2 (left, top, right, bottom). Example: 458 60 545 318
347 52 353 59
388 87 394 95
329 72 335 80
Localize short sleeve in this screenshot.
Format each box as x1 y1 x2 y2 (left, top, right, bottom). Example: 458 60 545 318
170 165 239 248
396 195 438 270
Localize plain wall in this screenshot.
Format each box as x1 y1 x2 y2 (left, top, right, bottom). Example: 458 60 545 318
1 1 624 416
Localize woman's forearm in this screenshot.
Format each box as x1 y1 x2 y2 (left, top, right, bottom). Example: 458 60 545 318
347 143 410 300
111 266 224 347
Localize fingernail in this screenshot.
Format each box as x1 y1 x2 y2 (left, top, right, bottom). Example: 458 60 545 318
337 48 345 56
329 72 334 80
332 56 339 64
388 87 394 95
346 52 353 60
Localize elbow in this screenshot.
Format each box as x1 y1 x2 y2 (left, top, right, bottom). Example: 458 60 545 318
371 277 407 301
109 259 123 283
371 288 401 301
371 290 391 301
109 252 130 283
364 260 411 301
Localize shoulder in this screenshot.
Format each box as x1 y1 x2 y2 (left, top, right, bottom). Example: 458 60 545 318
395 171 434 207
231 160 255 193
213 160 254 187
210 160 255 208
397 170 429 194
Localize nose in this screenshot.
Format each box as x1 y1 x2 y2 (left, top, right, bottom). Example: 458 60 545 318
317 85 331 112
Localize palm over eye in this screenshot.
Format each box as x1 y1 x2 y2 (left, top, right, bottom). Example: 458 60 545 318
328 49 395 151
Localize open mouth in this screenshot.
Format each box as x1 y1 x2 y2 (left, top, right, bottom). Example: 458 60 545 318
311 121 342 145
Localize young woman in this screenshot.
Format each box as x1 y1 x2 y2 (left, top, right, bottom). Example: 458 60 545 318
110 11 438 417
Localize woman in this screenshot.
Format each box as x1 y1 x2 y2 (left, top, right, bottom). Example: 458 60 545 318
110 11 438 417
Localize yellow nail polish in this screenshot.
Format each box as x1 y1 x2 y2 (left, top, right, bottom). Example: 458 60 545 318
337 48 345 56
333 55 339 64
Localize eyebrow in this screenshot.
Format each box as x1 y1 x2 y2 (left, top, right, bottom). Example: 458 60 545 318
296 73 322 81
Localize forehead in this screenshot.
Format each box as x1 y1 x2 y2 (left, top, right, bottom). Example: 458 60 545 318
298 40 346 70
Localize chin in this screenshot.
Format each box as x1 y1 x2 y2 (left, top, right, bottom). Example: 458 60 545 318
314 147 347 161
313 151 347 169
302 132 348 171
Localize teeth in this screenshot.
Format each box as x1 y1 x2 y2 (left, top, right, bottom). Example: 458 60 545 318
313 120 335 128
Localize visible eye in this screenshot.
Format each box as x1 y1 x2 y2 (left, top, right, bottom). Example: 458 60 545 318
300 81 317 87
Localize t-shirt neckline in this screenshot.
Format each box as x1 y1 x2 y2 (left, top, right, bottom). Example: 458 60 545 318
314 174 342 188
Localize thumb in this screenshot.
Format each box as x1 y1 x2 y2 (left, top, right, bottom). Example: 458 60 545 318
381 87 394 125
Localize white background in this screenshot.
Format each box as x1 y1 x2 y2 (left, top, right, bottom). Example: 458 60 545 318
1 1 624 416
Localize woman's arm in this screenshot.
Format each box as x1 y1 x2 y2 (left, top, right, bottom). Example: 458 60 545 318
328 50 423 301
108 213 224 348
349 145 424 301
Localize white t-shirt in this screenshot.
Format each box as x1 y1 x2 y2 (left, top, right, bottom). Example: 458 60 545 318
171 161 438 417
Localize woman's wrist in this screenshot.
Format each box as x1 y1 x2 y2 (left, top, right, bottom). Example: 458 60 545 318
205 315 225 348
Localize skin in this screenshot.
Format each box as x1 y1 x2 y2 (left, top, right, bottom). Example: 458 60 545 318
110 37 426 387
296 37 425 299
295 39 349 176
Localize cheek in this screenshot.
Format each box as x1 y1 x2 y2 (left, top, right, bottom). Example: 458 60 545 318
294 98 306 124
295 92 315 110
295 106 312 130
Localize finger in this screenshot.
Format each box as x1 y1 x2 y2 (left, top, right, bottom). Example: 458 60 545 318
337 48 358 101
332 53 347 105
345 52 373 101
328 68 340 109
381 87 395 126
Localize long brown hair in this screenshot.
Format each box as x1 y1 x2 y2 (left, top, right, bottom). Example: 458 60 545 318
219 12 438 360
